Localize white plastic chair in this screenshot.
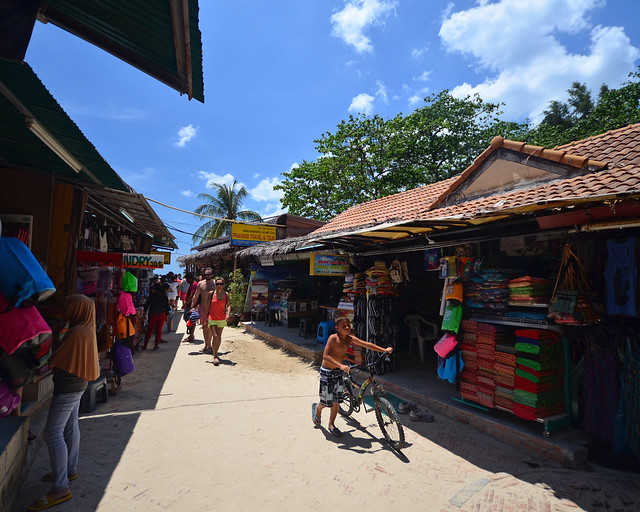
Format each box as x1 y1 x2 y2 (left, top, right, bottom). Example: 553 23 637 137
404 314 439 362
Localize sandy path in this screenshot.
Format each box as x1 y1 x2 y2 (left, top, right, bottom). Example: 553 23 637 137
12 320 639 512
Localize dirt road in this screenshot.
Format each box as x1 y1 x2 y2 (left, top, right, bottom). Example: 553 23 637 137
12 321 639 511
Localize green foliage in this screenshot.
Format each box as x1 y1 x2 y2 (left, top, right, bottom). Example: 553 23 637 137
192 180 262 244
226 269 247 314
277 91 510 220
276 67 640 221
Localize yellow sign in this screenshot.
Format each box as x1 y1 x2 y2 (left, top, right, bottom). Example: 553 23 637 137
151 250 172 265
231 223 276 246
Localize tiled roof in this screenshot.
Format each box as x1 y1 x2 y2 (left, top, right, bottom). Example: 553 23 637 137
311 178 456 235
312 123 640 237
554 122 640 169
422 164 640 222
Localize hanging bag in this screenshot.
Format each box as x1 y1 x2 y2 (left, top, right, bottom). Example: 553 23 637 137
0 237 55 310
113 341 134 376
0 378 20 417
115 313 136 340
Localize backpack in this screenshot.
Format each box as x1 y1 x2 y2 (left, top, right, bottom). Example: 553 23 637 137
389 259 403 284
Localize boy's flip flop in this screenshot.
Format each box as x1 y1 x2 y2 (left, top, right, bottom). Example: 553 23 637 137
28 492 72 511
329 426 342 437
311 403 321 426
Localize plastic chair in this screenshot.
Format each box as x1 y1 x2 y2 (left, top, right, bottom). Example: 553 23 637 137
403 314 439 362
316 321 335 345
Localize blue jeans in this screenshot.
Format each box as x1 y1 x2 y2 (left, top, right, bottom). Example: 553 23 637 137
43 391 84 491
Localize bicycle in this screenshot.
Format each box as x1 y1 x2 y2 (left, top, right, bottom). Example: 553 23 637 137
338 353 405 450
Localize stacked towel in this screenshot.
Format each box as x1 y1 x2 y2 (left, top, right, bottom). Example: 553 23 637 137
513 328 565 420
508 276 553 304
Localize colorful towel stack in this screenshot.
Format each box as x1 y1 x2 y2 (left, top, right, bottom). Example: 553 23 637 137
352 273 366 293
459 320 479 403
507 276 553 305
493 338 516 412
513 329 565 420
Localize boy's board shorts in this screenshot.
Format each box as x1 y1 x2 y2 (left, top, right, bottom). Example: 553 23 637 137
319 367 344 407
208 319 227 328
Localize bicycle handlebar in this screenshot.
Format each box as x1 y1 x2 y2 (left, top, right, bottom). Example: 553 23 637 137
346 352 391 372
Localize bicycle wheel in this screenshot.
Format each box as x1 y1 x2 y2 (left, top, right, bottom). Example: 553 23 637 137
374 396 405 450
338 390 355 417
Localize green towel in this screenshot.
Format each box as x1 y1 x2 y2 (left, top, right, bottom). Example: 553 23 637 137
517 357 563 372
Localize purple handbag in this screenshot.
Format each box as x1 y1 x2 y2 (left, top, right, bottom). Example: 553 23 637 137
113 341 135 376
0 378 20 417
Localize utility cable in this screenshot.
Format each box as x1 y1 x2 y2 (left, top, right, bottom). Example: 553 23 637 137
144 196 285 227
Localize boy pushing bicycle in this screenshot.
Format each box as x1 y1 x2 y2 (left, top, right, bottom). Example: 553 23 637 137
312 316 392 437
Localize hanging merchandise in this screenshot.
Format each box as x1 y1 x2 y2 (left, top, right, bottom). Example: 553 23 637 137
549 244 605 325
424 249 440 271
0 289 51 355
112 341 135 376
389 259 403 284
121 271 138 292
604 237 637 316
441 303 463 333
434 333 458 358
437 352 465 384
0 237 55 309
0 378 20 417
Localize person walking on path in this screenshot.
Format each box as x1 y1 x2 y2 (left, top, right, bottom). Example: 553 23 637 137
143 283 170 350
312 316 392 437
178 273 194 310
189 268 216 353
204 277 231 366
28 294 100 511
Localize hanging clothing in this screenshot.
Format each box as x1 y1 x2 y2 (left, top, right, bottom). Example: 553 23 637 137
604 237 637 316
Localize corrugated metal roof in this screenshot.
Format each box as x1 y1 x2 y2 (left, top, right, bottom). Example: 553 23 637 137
38 0 204 102
0 59 129 190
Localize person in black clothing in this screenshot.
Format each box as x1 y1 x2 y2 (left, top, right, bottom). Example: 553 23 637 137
143 283 170 350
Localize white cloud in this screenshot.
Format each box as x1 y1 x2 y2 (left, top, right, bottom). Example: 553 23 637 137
290 162 300 170
375 80 388 103
180 190 194 197
64 102 148 121
408 95 422 107
414 71 431 82
439 0 640 122
260 203 288 219
349 93 375 114
331 0 397 54
197 171 241 190
411 46 429 60
175 124 198 148
249 177 285 203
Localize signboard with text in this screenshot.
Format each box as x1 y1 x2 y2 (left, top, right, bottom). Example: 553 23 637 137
230 223 277 246
151 250 171 265
122 253 165 269
310 253 350 276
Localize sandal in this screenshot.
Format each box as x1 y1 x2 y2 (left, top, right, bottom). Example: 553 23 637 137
213 357 220 366
311 403 321 426
28 492 72 511
328 425 342 437
41 472 78 482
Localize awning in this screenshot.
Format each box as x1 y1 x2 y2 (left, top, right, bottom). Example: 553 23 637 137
0 59 130 190
36 0 204 102
83 185 177 250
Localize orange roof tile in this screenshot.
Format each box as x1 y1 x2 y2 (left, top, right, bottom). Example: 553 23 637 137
311 123 640 238
312 178 456 235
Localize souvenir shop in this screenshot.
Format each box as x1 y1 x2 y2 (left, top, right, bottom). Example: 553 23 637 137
337 226 640 469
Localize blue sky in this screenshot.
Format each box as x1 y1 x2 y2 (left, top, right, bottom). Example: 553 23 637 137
24 0 640 274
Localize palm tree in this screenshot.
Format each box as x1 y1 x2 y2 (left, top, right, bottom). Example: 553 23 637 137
192 180 262 244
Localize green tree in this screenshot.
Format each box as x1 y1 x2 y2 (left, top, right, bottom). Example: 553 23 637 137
192 180 262 243
277 91 515 220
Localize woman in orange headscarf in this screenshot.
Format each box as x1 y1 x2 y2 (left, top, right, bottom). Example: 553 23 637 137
29 295 99 511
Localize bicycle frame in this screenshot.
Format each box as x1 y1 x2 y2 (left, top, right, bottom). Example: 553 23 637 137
344 364 387 414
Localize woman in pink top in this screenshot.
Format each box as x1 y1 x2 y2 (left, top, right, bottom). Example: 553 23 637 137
205 277 231 366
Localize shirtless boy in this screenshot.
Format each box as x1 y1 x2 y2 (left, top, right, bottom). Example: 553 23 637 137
312 316 393 437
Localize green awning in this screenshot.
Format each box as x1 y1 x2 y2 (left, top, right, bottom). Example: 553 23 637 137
0 59 130 191
38 0 204 102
